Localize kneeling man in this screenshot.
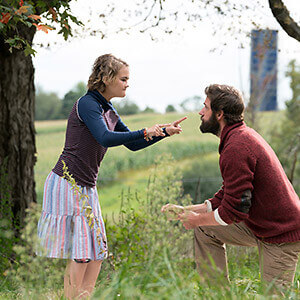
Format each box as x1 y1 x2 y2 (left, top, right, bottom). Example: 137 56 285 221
163 84 300 289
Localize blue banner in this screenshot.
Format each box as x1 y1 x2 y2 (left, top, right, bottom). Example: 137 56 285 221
250 30 278 111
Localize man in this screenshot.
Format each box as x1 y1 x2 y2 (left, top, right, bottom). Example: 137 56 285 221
162 84 300 289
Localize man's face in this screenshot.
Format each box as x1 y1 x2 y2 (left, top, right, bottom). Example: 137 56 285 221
199 97 220 135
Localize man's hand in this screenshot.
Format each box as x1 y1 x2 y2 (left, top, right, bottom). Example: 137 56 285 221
178 210 201 229
165 117 187 136
161 203 184 220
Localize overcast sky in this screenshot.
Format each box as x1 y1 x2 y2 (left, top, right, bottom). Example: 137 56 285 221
32 0 300 112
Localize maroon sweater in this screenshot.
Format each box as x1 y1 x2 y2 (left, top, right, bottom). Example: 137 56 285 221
210 122 300 243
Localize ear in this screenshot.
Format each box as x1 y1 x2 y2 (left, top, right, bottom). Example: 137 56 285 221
216 110 224 121
102 76 109 85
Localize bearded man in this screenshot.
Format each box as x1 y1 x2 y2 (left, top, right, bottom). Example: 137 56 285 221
162 84 300 290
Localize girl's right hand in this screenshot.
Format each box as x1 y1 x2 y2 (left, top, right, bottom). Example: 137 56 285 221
147 123 170 138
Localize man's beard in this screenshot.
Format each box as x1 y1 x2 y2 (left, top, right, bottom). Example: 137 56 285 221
199 113 220 136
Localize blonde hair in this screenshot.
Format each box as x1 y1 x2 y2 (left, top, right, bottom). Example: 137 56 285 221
87 54 129 92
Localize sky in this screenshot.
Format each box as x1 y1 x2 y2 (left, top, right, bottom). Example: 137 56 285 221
32 0 300 112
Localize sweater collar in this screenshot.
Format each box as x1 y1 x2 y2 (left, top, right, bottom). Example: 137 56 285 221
87 89 114 112
219 121 245 153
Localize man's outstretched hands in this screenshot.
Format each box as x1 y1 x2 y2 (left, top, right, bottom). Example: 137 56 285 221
161 203 184 220
178 210 200 229
165 117 187 136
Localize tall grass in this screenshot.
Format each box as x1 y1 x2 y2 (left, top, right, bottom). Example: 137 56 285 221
2 155 298 299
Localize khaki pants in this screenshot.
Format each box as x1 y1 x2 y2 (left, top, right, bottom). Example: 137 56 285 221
194 222 300 288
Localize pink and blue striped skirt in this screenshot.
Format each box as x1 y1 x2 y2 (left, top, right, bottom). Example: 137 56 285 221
37 171 108 261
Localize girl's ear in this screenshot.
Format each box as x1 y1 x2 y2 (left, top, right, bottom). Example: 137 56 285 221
102 76 109 85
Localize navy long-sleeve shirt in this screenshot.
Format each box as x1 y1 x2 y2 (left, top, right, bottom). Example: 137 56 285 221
52 90 167 187
77 90 166 150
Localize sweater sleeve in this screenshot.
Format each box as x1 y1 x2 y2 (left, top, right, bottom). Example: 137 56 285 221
78 98 144 147
217 143 256 224
209 186 224 210
114 117 169 151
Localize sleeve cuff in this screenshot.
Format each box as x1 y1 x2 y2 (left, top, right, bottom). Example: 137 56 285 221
214 208 228 226
204 200 212 212
162 127 170 137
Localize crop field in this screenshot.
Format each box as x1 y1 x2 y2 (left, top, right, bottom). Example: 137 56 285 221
34 112 219 210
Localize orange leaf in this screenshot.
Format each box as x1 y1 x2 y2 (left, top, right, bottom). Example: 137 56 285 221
0 13 11 24
15 5 30 15
48 7 57 21
33 24 53 33
28 15 41 20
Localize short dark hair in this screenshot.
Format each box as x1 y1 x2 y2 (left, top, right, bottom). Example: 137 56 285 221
87 54 129 92
205 84 244 125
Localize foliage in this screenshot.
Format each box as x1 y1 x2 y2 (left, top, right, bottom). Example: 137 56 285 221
112 99 140 116
35 87 62 120
181 153 222 204
271 60 300 193
3 202 66 298
142 106 156 114
98 140 218 187
165 104 176 113
1 155 299 299
61 81 86 118
62 160 105 257
0 0 82 55
105 154 193 270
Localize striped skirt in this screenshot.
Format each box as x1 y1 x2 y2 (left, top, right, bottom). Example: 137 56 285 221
37 171 107 261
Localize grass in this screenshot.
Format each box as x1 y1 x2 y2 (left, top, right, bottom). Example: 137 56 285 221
10 110 297 300
34 112 218 204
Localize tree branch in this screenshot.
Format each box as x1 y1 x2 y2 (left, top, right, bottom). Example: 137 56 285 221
269 0 300 42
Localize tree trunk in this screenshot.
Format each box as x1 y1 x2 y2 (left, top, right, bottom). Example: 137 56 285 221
0 24 36 233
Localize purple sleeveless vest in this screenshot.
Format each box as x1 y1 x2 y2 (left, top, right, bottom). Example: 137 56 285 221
52 100 119 187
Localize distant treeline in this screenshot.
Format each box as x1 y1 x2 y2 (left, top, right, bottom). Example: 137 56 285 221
35 82 203 120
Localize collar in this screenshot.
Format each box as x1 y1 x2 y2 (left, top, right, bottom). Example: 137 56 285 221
219 121 245 153
87 89 115 112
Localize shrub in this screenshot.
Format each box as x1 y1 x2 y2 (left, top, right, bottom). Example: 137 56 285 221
181 153 222 203
105 154 193 269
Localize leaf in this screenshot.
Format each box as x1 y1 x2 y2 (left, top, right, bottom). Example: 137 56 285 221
24 43 36 57
48 7 57 21
0 13 11 24
28 15 41 21
15 5 30 15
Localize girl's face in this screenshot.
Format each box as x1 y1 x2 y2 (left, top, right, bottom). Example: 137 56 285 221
103 66 129 101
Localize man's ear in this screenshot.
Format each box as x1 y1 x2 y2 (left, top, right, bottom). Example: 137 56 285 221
216 110 224 121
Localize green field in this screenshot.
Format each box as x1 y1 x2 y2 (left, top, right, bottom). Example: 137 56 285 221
35 112 219 212
34 110 285 213
2 110 298 299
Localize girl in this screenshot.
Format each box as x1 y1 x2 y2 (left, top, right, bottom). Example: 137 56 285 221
37 54 186 299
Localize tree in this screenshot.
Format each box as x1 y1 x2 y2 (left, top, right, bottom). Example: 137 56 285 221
165 104 176 113
0 0 81 232
112 99 140 115
61 81 86 118
142 106 156 114
271 60 300 192
35 88 62 120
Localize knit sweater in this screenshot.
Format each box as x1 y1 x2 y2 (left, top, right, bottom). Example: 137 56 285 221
209 122 300 243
